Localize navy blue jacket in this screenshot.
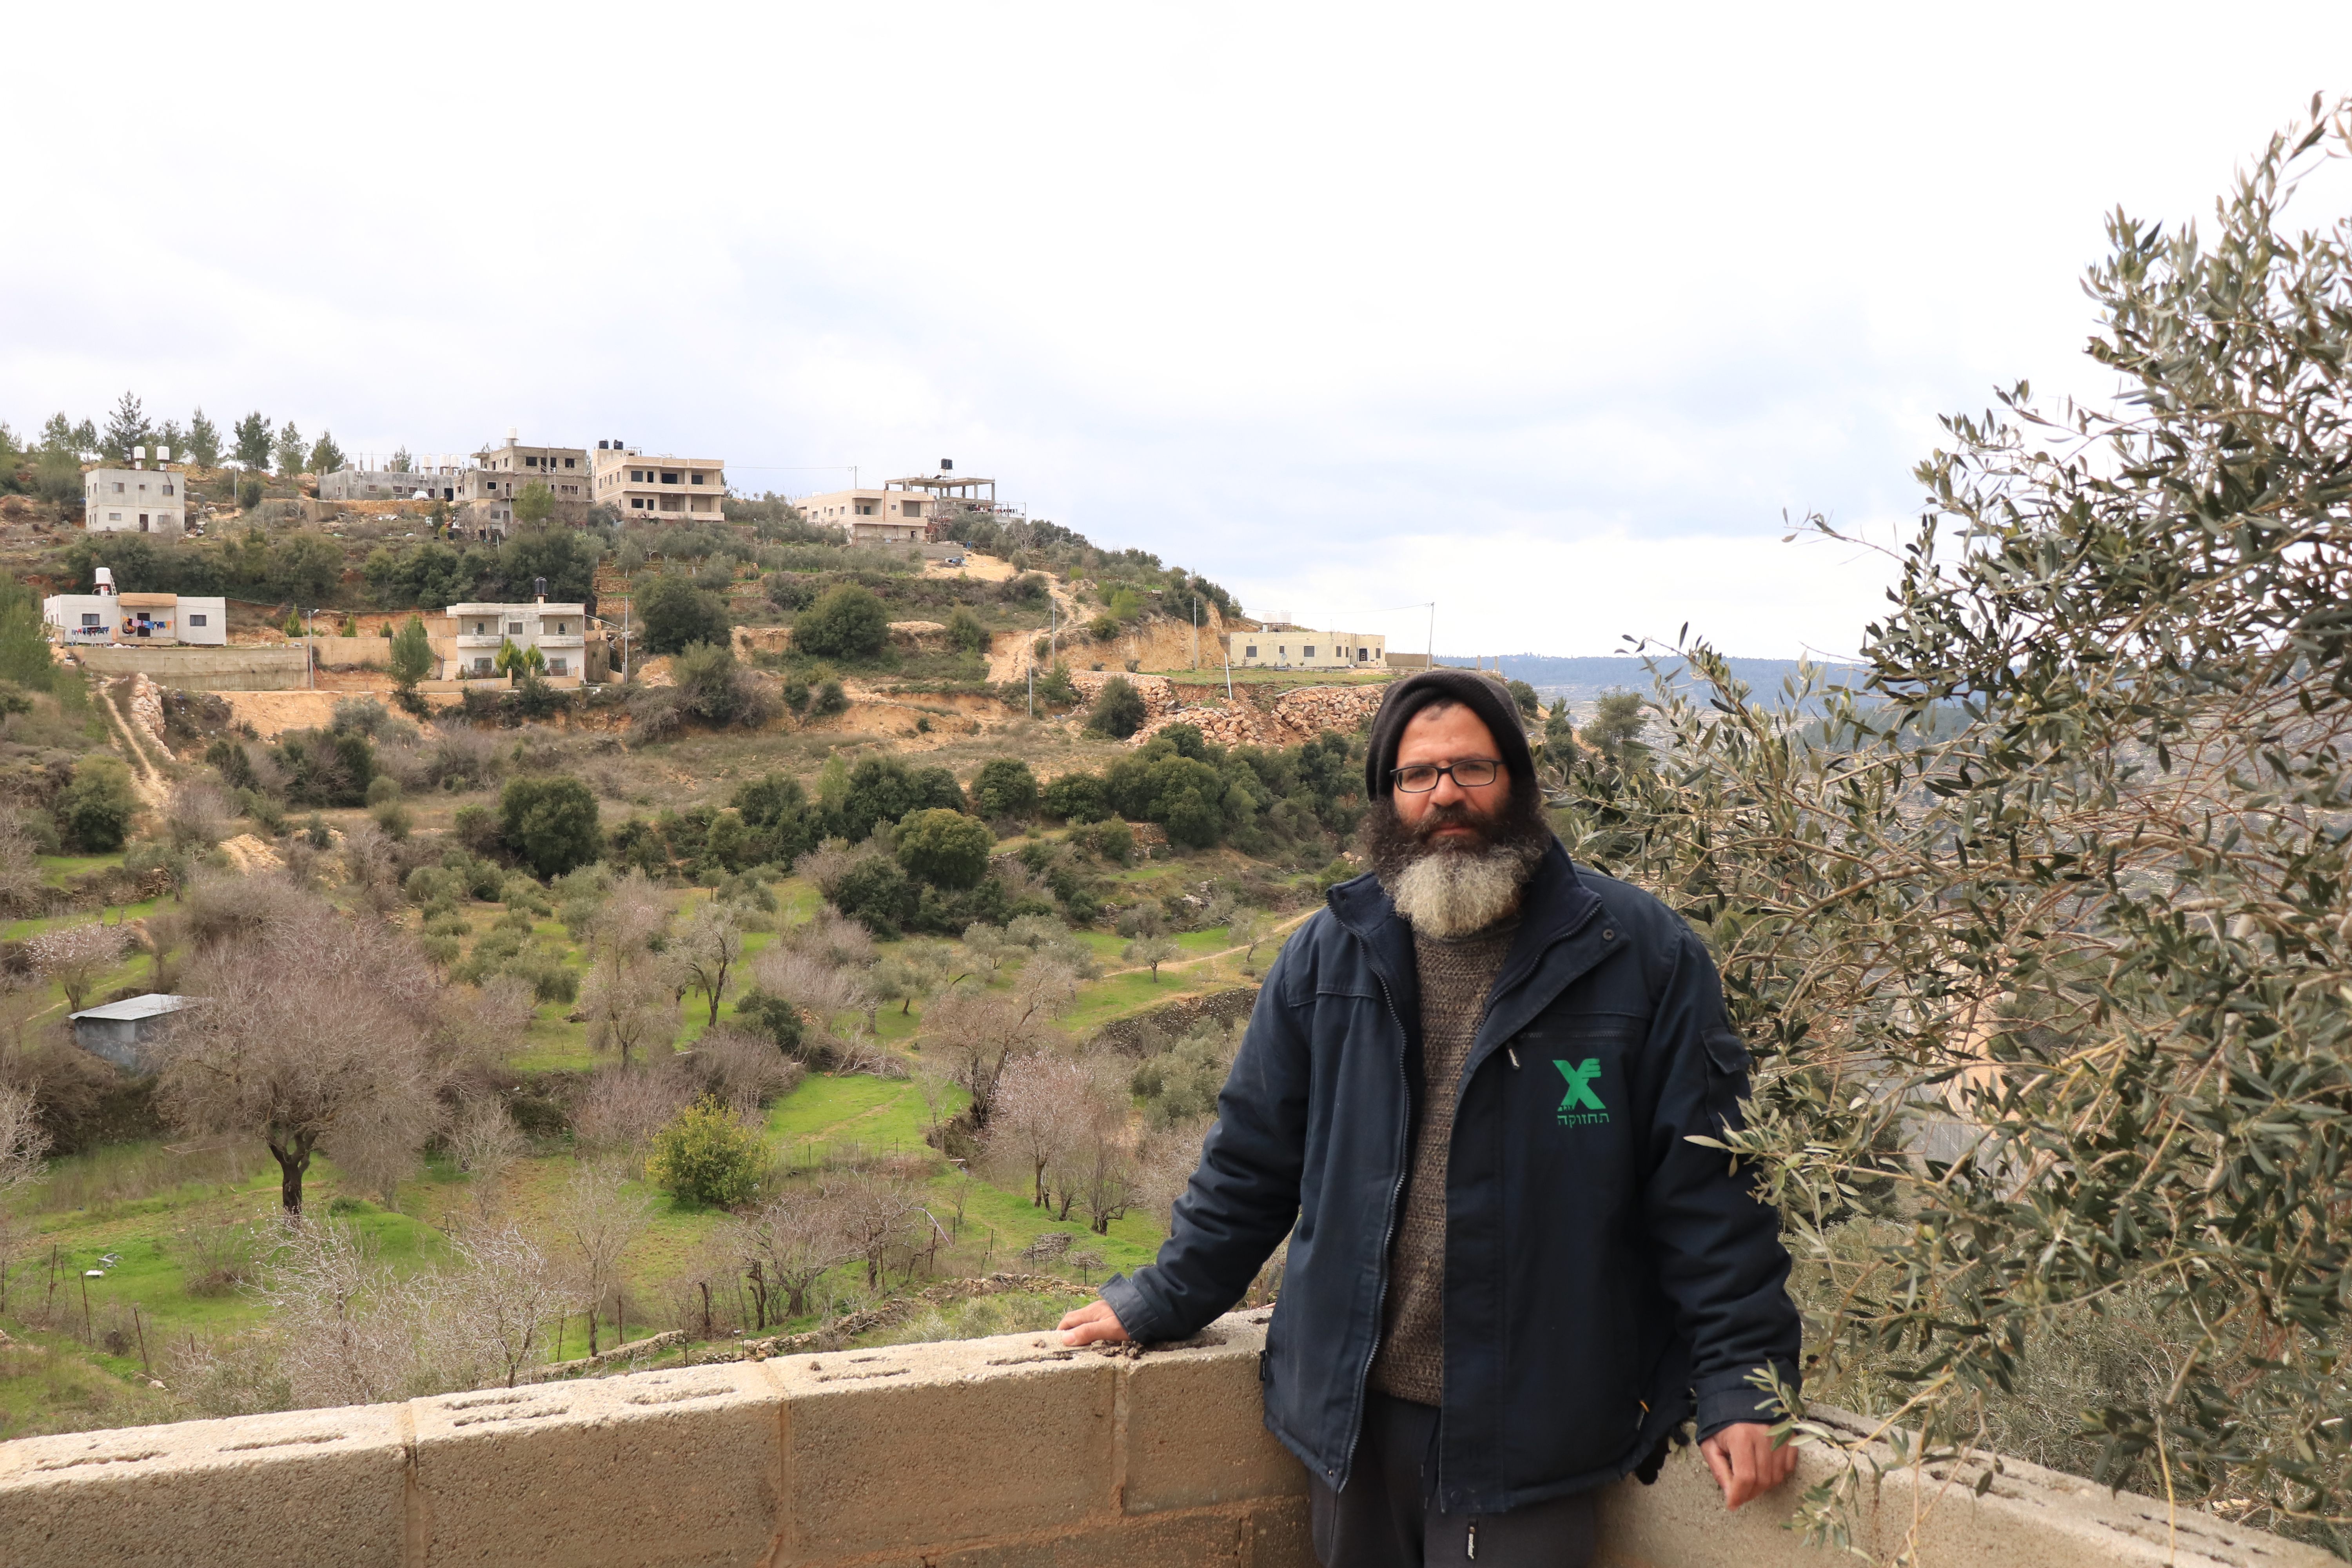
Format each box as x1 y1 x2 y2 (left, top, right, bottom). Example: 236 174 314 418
1101 844 1800 1514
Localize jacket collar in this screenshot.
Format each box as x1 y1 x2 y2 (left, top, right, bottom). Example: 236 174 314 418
1328 840 1618 1081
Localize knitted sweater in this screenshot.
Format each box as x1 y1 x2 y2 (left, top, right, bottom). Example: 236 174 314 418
1367 920 1517 1405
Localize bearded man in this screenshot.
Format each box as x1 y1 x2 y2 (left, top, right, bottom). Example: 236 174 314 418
1060 669 1801 1568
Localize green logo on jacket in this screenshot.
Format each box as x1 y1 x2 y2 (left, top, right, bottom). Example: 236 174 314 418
1554 1057 1609 1127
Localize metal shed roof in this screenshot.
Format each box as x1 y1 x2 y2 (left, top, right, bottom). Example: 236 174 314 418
69 993 193 1022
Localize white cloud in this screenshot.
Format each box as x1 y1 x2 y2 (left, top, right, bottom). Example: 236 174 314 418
4 2 2347 657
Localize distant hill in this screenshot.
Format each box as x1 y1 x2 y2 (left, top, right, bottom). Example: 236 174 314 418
1437 654 1867 707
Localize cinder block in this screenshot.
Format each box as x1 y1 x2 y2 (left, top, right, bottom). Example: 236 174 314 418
775 1336 1117 1558
408 1363 782 1566
1123 1347 1306 1514
895 1510 1247 1568
0 1402 408 1568
1241 1495 1315 1568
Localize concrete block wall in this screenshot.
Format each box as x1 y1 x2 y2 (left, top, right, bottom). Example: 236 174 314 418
0 1312 2330 1568
72 645 311 691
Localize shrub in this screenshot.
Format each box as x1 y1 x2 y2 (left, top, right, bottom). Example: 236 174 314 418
1087 615 1120 641
813 679 847 715
1081 818 1134 865
644 1095 764 1208
1088 677 1147 739
792 584 889 660
1042 770 1109 823
497 775 603 879
637 575 732 656
273 727 376 807
946 606 991 653
452 804 503 859
732 988 806 1056
57 756 137 852
670 641 771 728
896 807 993 889
970 758 1038 821
829 853 916 938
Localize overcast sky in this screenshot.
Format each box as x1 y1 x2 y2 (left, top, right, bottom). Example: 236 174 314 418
5 4 2348 657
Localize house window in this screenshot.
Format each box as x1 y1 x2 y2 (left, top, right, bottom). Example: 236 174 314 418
1357 647 1368 660
631 469 644 482
507 622 524 635
1245 645 1257 658
902 501 920 517
189 614 207 627
112 482 123 494
1303 646 1316 658
689 472 703 485
563 457 575 468
163 483 174 495
80 613 100 627
661 471 679 484
856 502 876 515
632 498 646 509
548 657 568 676
525 455 539 466
108 512 121 522
473 658 493 675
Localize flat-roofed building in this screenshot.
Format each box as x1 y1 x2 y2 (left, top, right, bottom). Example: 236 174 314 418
444 600 589 680
456 434 590 535
321 460 467 503
43 589 227 646
84 458 187 535
591 441 725 521
796 487 932 545
1225 628 1387 671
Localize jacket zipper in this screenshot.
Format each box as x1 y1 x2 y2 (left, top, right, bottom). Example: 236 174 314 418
1340 975 1414 1491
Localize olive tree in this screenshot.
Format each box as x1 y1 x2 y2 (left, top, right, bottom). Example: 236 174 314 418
1550 101 2352 1554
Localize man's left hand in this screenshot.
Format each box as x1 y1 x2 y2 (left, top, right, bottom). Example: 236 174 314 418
1699 1422 1797 1510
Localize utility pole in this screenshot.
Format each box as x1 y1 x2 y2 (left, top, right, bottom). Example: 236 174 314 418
1191 593 1200 670
1426 601 1436 667
304 608 314 690
1222 626 1235 702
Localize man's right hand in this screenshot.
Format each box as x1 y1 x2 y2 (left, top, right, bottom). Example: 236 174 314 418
1057 1299 1131 1347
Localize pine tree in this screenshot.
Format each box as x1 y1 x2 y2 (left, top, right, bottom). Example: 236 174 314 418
272 421 304 478
231 411 271 469
101 391 151 461
186 409 223 469
388 615 435 695
307 430 345 476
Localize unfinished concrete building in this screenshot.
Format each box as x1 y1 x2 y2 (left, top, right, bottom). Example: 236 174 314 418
83 451 186 536
592 441 726 521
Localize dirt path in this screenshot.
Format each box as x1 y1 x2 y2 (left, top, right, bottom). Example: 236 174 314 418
93 679 172 810
1090 908 1317 982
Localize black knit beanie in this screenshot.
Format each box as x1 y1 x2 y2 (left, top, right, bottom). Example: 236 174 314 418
1362 669 1536 801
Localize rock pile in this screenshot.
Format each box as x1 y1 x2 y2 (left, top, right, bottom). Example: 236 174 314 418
128 673 174 759
1067 669 1178 716
1270 683 1385 736
1123 682 1387 749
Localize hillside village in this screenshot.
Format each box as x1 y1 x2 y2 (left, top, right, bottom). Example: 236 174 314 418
0 398 1591 1441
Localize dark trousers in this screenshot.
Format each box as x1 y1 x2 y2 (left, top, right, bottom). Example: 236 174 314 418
1308 1394 1598 1568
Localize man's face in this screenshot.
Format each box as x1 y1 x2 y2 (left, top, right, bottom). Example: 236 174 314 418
1391 703 1509 847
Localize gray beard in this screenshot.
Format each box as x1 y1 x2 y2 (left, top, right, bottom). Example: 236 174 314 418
1385 844 1534 938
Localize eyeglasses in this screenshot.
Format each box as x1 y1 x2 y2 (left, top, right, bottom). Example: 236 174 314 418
1390 759 1501 793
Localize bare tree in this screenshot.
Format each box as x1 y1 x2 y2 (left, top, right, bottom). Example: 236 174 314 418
29 920 127 1013
432 974 537 1076
783 903 877 969
156 890 445 1213
446 1097 527 1213
1133 1115 1212 1231
0 1082 50 1316
693 1024 804 1113
1069 1056 1140 1235
961 922 1016 975
729 1185 851 1327
431 1221 572 1388
164 779 231 851
579 872 677 1068
251 1217 426 1409
570 1064 694 1156
675 898 744 1027
987 1052 1091 1208
830 1171 933 1292
0 807 48 918
917 958 1080 1127
548 1160 655 1354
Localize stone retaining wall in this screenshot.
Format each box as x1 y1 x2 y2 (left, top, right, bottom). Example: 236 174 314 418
1091 986 1261 1055
0 1312 2328 1568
